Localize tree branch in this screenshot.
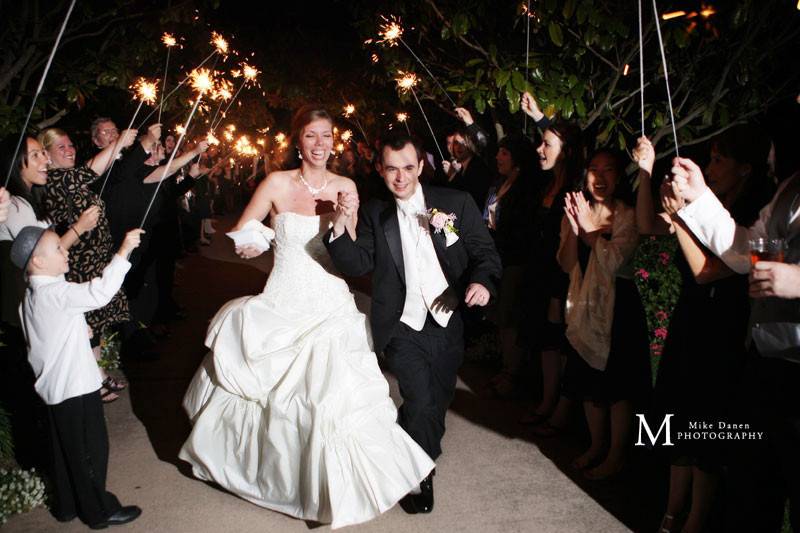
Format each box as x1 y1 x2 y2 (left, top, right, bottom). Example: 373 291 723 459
35 108 68 130
565 28 617 71
424 0 499 68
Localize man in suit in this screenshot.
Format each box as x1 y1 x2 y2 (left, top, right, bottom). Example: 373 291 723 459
325 134 501 514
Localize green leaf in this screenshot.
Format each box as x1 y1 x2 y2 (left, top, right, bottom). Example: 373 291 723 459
548 22 564 47
474 95 486 114
441 26 451 40
494 70 511 89
453 13 470 37
618 131 627 150
465 58 484 67
567 74 578 89
511 70 527 92
575 99 587 117
505 82 519 110
562 0 577 20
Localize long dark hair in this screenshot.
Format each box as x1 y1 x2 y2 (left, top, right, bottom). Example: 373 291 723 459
0 137 49 221
284 105 333 170
547 119 585 189
579 148 633 206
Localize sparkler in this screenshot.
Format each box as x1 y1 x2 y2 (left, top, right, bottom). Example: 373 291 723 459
523 0 531 131
211 62 260 131
157 33 179 124
138 31 230 128
99 78 158 196
206 131 220 146
141 68 215 227
396 72 445 162
652 0 680 156
378 16 457 108
4 0 76 188
638 0 645 135
175 124 186 135
340 130 353 143
342 103 369 142
397 112 411 135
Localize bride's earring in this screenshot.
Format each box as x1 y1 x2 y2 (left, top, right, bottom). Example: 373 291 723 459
297 148 303 160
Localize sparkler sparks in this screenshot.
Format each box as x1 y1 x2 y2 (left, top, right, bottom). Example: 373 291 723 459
336 143 345 153
132 78 158 104
211 79 234 101
162 32 177 47
396 112 408 122
662 11 686 20
242 63 259 83
343 104 356 117
175 124 186 135
274 132 286 144
211 32 229 56
206 131 220 145
340 130 353 142
623 64 630 76
224 130 234 142
396 72 418 93
378 16 404 46
189 68 215 95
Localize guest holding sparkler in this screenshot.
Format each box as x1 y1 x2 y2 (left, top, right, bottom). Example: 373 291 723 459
38 127 137 402
440 107 493 210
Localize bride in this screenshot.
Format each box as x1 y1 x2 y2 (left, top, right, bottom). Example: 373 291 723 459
179 106 434 529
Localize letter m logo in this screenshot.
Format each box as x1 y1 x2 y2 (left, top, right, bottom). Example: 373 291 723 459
635 414 674 446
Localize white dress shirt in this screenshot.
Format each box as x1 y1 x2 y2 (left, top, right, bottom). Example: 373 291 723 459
396 186 454 331
21 254 131 405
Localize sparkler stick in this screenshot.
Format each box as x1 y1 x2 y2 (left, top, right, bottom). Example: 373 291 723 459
379 18 458 108
158 33 178 124
98 78 158 197
397 72 445 162
137 32 228 128
638 0 645 135
141 68 214 228
652 0 679 155
4 0 76 188
397 112 411 135
524 0 531 132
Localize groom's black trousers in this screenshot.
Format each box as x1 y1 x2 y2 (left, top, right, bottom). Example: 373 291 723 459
384 313 464 460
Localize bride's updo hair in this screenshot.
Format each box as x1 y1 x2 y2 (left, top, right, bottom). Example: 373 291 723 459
284 105 333 169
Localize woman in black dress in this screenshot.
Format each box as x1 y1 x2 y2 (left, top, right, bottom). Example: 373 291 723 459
635 125 774 533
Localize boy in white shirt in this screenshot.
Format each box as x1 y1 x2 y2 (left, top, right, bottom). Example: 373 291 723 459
11 225 143 529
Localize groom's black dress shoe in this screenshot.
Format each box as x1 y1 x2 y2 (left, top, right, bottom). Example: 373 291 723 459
89 506 142 529
399 472 435 514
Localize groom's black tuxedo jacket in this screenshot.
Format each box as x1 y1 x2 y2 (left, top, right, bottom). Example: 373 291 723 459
325 185 502 353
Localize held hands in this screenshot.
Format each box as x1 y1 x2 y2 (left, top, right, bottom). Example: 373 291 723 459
75 205 101 233
660 179 685 217
670 157 708 204
194 140 210 156
118 228 145 259
465 283 490 307
0 187 10 224
441 160 461 178
332 191 359 237
749 262 800 299
454 107 474 126
118 129 138 149
520 91 543 120
633 136 655 176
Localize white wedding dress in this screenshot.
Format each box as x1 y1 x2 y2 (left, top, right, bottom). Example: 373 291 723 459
179 212 434 529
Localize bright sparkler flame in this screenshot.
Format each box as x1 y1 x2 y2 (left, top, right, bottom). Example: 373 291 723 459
378 16 403 46
224 131 234 142
274 132 286 143
336 143 345 153
396 72 418 93
662 10 687 20
206 131 220 145
162 33 177 47
211 32 229 56
235 135 258 157
132 78 158 104
343 104 356 117
175 124 186 135
226 124 236 132
189 68 214 95
340 130 353 142
256 138 266 146
242 63 259 82
211 79 234 101
396 112 408 122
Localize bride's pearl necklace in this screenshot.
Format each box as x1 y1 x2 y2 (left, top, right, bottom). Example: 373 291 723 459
298 171 329 197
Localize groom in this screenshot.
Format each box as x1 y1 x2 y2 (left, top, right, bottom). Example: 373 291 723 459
326 134 501 513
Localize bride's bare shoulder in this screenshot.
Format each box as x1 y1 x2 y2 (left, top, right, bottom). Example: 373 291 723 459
327 172 358 193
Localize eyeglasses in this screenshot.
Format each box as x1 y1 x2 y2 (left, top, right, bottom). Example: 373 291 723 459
98 128 119 136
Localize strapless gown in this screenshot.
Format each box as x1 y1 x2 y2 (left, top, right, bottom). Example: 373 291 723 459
179 212 434 529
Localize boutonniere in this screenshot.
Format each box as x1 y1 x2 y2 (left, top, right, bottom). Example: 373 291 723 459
427 208 459 246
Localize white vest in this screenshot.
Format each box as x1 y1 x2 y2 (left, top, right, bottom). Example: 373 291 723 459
396 186 454 330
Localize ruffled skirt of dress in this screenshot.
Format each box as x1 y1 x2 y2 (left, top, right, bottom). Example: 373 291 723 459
179 293 434 529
